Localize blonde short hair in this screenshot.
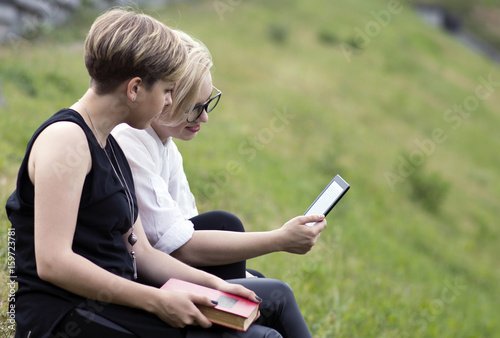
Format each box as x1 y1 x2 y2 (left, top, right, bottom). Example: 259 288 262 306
156 30 213 126
84 7 187 94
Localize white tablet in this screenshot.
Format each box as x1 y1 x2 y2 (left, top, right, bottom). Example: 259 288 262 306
304 174 350 226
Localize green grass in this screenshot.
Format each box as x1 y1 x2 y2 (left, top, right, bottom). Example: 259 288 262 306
2 0 500 337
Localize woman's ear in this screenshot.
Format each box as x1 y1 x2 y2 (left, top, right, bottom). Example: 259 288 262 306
127 77 143 103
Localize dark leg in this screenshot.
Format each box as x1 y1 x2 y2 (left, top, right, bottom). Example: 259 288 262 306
186 323 282 338
190 210 247 279
228 278 313 338
51 302 184 338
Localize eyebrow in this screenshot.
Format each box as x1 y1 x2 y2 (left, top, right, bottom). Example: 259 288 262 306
196 93 212 107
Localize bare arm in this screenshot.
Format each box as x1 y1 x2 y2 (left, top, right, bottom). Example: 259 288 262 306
171 214 326 266
130 216 261 299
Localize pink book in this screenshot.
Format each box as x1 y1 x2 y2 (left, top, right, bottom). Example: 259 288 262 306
161 278 259 331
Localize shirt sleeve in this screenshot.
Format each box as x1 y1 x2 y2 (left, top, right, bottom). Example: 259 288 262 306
112 125 195 254
165 140 198 219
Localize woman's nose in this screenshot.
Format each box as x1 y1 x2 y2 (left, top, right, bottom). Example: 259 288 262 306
165 92 173 107
199 109 209 123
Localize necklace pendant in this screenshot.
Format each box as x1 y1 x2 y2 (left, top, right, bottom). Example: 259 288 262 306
128 232 138 246
130 249 137 280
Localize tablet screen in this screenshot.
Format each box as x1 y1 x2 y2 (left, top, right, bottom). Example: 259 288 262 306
304 175 349 225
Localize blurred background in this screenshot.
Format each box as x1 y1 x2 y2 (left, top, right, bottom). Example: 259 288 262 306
1 0 499 337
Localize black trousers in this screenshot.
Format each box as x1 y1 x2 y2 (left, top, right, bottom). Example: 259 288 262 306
51 278 312 338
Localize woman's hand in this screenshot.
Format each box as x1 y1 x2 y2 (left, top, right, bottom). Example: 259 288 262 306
211 279 262 304
277 214 327 254
153 289 216 328
154 279 261 327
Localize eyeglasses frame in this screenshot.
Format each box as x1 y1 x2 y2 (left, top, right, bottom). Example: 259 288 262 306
186 86 222 123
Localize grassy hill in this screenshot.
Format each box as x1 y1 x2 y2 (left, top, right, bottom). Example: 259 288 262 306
1 0 500 337
414 0 500 50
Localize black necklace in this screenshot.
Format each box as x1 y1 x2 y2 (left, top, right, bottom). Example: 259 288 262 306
79 100 138 280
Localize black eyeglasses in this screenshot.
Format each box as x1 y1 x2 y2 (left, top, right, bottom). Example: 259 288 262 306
186 86 222 123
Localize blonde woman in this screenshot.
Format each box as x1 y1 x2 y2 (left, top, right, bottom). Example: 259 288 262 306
113 31 327 280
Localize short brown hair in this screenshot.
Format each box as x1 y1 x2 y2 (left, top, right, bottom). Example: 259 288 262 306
84 7 187 94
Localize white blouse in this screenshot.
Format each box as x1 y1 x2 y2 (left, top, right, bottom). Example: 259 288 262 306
112 124 197 254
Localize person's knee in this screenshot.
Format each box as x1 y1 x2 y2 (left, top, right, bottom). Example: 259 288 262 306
269 328 283 337
213 210 245 232
257 279 295 319
232 325 282 338
263 328 283 338
266 279 294 301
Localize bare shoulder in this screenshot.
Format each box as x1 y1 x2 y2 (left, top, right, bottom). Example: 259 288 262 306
29 121 92 182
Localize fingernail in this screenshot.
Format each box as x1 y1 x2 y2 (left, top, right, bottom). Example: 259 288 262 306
255 296 262 302
211 300 219 305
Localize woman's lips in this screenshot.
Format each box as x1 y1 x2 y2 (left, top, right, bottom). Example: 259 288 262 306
186 125 201 133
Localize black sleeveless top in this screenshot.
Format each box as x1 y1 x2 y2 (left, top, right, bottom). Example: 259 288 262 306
6 109 139 337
